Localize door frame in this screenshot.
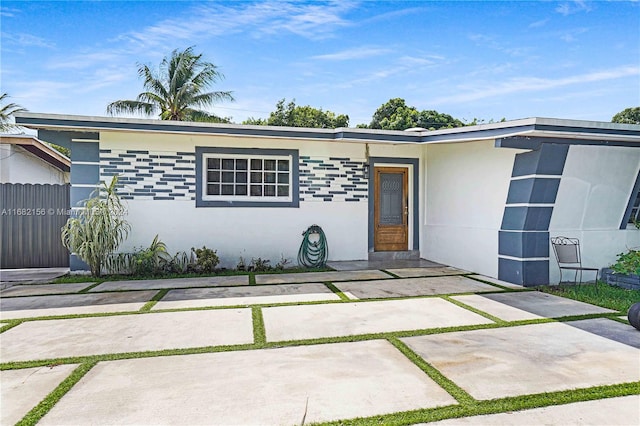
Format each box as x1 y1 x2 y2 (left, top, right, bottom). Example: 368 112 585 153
368 157 420 253
373 166 409 251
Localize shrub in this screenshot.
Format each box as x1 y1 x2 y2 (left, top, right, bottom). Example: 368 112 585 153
191 246 220 273
61 176 130 277
275 255 291 270
249 257 271 272
132 235 170 276
236 257 247 271
611 249 640 276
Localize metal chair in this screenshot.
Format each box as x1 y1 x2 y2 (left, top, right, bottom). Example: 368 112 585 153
550 236 599 284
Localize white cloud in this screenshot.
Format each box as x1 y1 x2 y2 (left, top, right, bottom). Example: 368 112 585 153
431 65 639 105
529 18 549 28
46 51 130 70
1 32 54 49
117 1 355 48
0 6 20 17
556 0 592 16
312 47 392 61
559 27 589 43
468 33 531 57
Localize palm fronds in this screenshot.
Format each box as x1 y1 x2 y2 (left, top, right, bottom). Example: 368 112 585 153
107 47 234 121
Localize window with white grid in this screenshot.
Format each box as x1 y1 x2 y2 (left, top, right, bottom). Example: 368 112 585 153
203 154 291 201
196 147 299 208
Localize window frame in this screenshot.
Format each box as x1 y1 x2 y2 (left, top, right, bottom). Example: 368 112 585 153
621 169 640 229
195 147 299 208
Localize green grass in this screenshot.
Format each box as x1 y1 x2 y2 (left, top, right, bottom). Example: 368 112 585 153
51 265 335 285
539 282 640 312
315 382 640 425
6 272 639 425
16 362 97 426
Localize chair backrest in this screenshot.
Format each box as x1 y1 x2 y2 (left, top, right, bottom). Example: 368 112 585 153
550 236 581 265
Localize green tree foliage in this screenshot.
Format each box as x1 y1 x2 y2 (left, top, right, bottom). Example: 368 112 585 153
61 176 130 277
107 47 234 122
0 93 27 132
243 99 349 128
612 107 640 125
363 98 464 130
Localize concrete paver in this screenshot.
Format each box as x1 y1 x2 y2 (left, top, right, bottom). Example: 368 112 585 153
39 340 457 425
335 276 499 299
0 364 79 425
468 291 615 318
402 322 640 400
451 294 544 321
567 318 640 348
255 269 392 284
386 266 469 278
0 309 253 362
263 298 493 341
424 395 640 425
328 259 441 271
467 274 526 289
0 290 158 320
0 267 69 284
153 283 340 310
0 282 93 297
89 275 249 292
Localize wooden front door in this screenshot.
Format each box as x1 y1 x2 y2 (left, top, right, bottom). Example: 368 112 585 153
374 167 408 251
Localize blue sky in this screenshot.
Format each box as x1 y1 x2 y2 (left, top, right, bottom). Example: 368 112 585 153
2 0 639 126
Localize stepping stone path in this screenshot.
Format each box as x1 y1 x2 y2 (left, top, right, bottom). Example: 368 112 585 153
254 269 391 284
335 275 498 299
1 364 79 425
1 309 253 362
2 266 637 425
0 282 93 297
89 275 249 292
0 290 159 320
262 298 494 341
402 322 640 400
153 283 340 310
38 340 457 425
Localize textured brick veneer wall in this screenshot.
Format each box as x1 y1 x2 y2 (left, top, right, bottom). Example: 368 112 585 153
100 150 368 203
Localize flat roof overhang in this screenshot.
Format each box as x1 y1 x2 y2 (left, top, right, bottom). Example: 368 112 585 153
14 112 640 147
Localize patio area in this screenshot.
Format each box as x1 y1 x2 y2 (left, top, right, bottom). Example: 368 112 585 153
1 264 638 425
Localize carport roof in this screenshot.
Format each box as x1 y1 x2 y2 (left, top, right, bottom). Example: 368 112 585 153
0 134 70 171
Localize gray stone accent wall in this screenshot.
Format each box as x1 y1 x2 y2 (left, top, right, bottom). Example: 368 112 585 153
100 149 196 201
299 156 368 202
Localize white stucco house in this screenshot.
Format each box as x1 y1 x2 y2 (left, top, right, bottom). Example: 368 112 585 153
14 112 640 286
0 134 70 184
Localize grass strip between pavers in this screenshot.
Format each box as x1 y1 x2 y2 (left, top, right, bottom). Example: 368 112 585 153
323 282 351 301
387 337 475 405
78 282 103 293
0 320 22 333
312 382 640 426
466 275 534 292
139 289 169 312
2 311 619 371
252 306 266 345
16 361 97 426
441 295 507 324
6 271 638 425
380 269 401 278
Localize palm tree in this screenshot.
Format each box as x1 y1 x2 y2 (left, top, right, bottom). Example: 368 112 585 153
0 93 27 132
107 47 234 122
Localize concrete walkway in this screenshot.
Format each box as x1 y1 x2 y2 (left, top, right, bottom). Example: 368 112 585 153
1 267 638 425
